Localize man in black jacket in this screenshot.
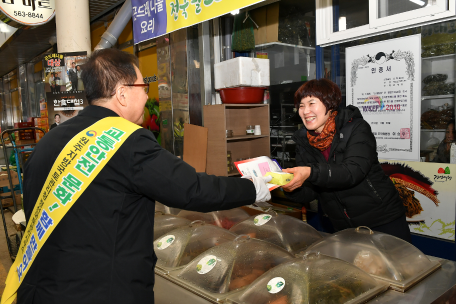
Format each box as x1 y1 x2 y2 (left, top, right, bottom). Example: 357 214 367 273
49 113 60 130
18 49 270 304
68 61 78 91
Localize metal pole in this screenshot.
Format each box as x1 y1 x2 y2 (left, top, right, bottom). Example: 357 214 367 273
316 46 324 80
199 21 213 106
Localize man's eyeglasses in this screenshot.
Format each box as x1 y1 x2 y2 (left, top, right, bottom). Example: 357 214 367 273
123 83 150 94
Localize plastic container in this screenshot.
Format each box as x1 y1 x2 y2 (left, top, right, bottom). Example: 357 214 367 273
177 208 250 230
229 213 323 255
154 212 191 241
304 226 441 291
176 235 294 295
154 221 237 272
226 253 389 304
219 87 266 104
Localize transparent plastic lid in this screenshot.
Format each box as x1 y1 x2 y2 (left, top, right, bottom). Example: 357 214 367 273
176 235 295 294
154 213 191 241
154 221 236 269
228 253 388 304
177 208 250 230
229 213 323 255
304 227 441 291
155 201 182 215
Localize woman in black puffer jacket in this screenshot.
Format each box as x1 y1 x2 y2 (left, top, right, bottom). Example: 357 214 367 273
282 79 410 242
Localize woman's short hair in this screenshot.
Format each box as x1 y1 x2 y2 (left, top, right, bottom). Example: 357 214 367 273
81 48 139 104
294 79 342 114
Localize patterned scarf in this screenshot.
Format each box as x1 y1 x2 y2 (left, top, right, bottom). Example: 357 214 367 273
307 111 338 151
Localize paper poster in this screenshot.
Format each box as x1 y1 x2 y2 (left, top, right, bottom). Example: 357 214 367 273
43 52 89 127
346 34 421 161
381 159 455 240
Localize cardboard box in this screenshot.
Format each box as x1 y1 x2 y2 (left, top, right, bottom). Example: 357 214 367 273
38 118 48 125
40 109 48 118
14 122 34 141
1 190 22 208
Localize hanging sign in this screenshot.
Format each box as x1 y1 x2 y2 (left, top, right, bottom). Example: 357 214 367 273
346 34 421 161
132 0 264 44
0 0 55 26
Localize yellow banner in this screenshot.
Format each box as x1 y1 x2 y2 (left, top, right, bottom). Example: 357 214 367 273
167 0 263 33
1 117 140 304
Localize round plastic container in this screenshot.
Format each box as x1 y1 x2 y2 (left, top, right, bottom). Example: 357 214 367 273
219 87 266 104
229 213 323 255
154 221 237 269
304 226 441 291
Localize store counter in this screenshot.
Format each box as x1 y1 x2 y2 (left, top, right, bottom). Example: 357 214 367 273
154 256 456 304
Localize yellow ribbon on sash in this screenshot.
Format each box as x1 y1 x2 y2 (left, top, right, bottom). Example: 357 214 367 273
1 117 141 304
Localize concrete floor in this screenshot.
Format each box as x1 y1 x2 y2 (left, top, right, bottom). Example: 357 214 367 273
0 208 18 301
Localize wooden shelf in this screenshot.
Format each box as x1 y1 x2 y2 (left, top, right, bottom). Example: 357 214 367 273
422 94 454 100
204 104 270 177
227 135 268 141
422 54 455 60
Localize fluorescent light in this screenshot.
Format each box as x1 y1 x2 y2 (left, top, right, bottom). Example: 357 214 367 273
338 17 346 31
231 9 240 15
409 0 426 6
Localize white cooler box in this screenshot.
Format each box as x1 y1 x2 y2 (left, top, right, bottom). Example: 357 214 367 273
214 57 270 89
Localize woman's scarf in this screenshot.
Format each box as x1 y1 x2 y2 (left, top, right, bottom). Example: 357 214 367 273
307 111 338 151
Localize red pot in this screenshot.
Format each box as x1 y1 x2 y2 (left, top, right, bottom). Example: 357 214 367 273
219 87 266 104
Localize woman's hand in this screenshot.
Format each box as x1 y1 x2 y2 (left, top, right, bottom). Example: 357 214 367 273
281 167 311 192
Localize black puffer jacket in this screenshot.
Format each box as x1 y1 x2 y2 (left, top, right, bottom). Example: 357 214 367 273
286 105 405 230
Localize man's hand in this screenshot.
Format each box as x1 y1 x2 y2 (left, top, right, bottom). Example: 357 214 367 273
242 175 273 203
281 167 311 192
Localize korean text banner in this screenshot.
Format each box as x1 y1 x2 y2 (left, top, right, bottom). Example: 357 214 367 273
132 0 264 44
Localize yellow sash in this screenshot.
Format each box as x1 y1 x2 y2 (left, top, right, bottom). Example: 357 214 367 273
1 117 141 304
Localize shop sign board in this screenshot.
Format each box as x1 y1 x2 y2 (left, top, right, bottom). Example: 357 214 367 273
131 0 264 44
0 0 55 26
346 34 421 161
380 159 455 241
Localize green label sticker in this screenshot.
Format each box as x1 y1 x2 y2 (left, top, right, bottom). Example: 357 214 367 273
254 214 272 226
156 234 175 250
196 255 218 274
267 277 285 294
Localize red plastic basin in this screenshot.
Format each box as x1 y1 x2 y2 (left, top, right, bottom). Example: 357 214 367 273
219 87 266 104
